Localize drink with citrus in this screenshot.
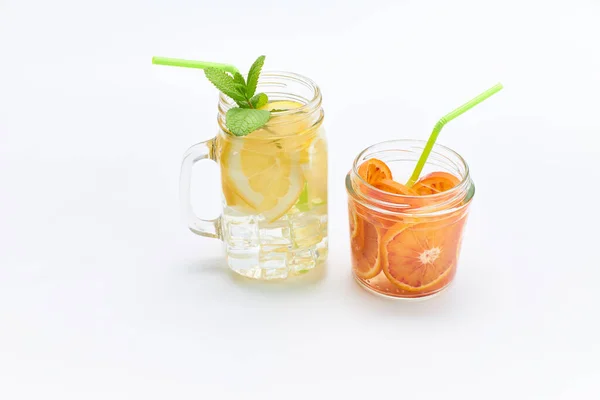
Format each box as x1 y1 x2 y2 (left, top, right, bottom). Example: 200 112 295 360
346 140 473 298
166 54 329 280
218 90 328 279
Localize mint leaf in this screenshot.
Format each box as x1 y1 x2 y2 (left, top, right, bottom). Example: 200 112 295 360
249 93 268 109
245 55 265 98
233 82 246 93
226 108 270 136
232 83 250 108
204 68 246 103
233 72 246 87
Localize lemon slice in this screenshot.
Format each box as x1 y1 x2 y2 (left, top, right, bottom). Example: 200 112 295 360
221 137 304 222
222 179 254 214
220 100 315 222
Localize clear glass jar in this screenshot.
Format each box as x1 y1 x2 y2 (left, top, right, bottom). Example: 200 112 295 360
346 140 474 299
180 71 328 280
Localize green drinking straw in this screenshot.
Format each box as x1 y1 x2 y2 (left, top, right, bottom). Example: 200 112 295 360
406 83 504 187
151 56 240 74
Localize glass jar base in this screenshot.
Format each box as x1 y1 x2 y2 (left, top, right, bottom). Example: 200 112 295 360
226 237 328 281
229 260 325 281
352 272 453 301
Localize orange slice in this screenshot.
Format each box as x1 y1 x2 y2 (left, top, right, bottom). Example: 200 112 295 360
380 217 466 292
366 179 421 221
412 172 461 196
352 217 382 280
372 178 418 197
357 158 392 184
348 204 361 240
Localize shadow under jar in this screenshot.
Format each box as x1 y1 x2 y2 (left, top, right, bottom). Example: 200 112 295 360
346 140 475 299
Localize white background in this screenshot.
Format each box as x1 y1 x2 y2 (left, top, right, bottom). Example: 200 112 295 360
1 0 600 398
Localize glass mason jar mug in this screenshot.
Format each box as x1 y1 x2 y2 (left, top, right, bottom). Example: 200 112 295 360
180 72 328 280
346 140 475 299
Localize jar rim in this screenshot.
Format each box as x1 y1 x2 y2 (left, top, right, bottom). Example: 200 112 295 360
217 70 322 135
349 139 474 215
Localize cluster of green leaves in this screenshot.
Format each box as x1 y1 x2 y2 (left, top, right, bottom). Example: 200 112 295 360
204 55 271 136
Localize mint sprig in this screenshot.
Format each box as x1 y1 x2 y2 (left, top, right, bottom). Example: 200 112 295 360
203 55 271 136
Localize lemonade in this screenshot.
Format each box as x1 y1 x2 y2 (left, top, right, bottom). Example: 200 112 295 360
218 99 328 280
156 53 330 280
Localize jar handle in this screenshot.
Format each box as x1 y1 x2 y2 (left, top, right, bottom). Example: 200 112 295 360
179 139 222 239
